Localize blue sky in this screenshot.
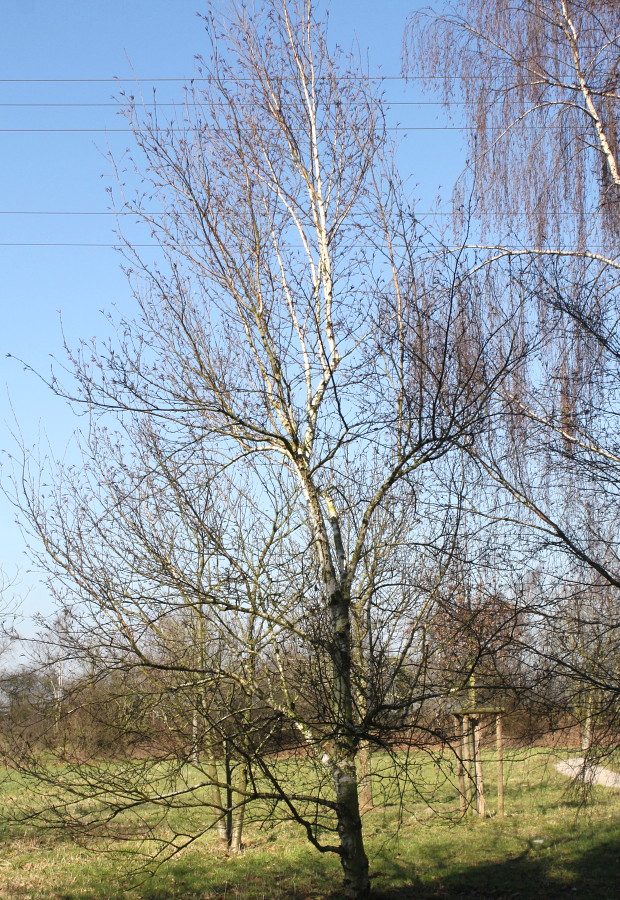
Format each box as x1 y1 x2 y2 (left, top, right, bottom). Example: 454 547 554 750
0 0 465 633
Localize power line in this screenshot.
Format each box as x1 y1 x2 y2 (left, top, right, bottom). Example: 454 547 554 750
0 242 144 247
0 125 579 133
0 126 454 133
0 242 128 247
1 74 594 83
0 75 460 83
0 241 615 250
0 211 141 216
0 101 456 108
0 210 601 217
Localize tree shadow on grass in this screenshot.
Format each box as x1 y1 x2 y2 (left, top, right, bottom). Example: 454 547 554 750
89 821 620 899
371 836 620 899
138 844 342 900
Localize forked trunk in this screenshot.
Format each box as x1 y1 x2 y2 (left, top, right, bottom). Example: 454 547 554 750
217 744 247 854
306 486 371 898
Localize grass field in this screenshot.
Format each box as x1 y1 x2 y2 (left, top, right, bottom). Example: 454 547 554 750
1 748 619 899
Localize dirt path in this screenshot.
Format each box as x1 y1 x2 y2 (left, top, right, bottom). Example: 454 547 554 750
555 757 620 788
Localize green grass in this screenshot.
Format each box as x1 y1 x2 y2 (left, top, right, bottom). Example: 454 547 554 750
1 748 619 899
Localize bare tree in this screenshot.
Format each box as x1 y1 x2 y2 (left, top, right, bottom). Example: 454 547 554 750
8 2 528 897
405 0 620 578
406 0 620 255
405 1 620 759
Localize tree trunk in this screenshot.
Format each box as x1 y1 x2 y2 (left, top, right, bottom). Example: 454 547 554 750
230 763 247 854
581 691 593 752
191 706 200 765
205 751 229 847
357 741 374 811
224 741 234 850
334 757 371 900
303 482 370 898
329 585 370 899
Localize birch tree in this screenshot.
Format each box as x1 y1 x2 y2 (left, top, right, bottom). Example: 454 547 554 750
406 0 620 254
9 2 528 897
406 1 620 745
405 0 620 585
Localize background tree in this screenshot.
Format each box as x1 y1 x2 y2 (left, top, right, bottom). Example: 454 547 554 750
406 0 620 757
406 0 620 253
426 559 527 709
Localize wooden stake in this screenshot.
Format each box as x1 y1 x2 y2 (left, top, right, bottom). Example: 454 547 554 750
473 717 485 817
467 716 477 810
496 713 504 817
461 714 472 813
455 715 466 814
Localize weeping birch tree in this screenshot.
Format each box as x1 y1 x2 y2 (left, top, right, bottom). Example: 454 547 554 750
405 0 620 583
406 0 620 252
406 0 620 746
